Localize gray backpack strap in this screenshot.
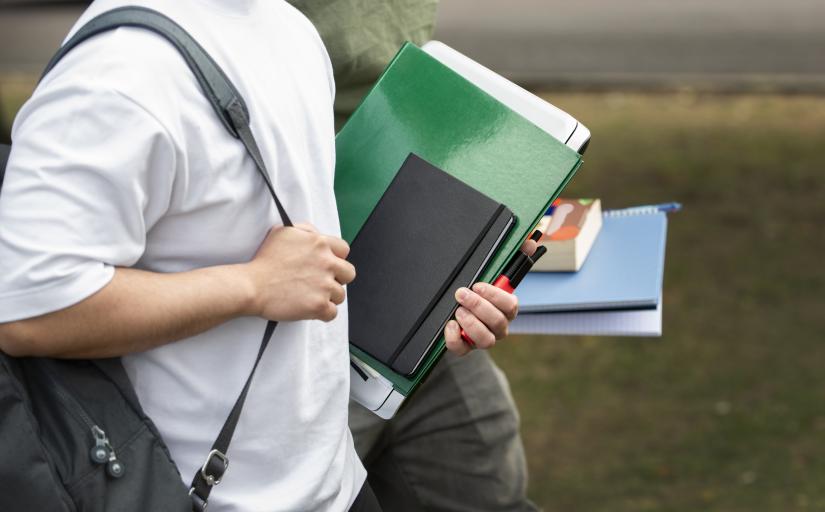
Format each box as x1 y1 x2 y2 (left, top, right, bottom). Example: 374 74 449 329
38 7 291 511
41 6 291 227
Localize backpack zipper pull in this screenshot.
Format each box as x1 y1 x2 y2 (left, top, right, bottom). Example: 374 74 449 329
89 425 125 478
90 425 109 464
106 446 125 479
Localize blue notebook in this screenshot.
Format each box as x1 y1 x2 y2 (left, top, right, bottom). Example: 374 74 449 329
516 211 668 312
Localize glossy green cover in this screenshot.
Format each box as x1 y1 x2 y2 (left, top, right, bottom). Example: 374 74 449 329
335 43 582 395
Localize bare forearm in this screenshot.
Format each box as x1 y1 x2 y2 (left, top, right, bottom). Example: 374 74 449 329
0 265 255 359
0 224 356 359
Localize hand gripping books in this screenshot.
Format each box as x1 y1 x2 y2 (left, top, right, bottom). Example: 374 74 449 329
337 41 590 419
347 153 514 376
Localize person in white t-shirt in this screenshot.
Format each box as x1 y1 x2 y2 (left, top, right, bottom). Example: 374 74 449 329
0 1 531 510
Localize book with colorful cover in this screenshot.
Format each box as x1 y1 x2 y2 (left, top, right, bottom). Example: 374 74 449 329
533 198 602 271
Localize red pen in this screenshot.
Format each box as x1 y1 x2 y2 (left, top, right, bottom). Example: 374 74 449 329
460 230 547 348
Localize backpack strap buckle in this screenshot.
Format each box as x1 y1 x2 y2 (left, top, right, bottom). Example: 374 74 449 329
199 449 229 486
188 449 229 511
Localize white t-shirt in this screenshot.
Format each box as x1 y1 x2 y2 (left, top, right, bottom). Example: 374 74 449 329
0 0 366 510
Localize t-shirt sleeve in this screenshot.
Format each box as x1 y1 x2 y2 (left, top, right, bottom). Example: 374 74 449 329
0 81 177 322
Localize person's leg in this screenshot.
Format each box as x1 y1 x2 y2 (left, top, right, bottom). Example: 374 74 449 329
349 481 383 512
349 399 387 460
351 350 538 512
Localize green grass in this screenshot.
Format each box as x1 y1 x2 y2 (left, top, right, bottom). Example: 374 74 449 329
496 92 825 512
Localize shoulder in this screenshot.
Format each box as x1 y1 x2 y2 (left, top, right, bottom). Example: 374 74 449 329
11 25 185 193
37 25 201 126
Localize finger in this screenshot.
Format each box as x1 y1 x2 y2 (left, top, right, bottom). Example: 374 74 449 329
471 282 519 321
455 306 496 349
319 301 338 322
329 283 346 305
324 236 351 259
444 320 471 356
331 258 356 285
520 238 538 257
455 287 510 339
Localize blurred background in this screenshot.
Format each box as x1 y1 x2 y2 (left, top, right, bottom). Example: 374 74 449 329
2 1 824 510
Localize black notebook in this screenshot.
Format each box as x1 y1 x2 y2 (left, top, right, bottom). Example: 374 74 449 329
347 153 514 375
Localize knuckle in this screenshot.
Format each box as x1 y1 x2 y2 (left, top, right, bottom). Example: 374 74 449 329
323 256 336 272
508 297 519 318
509 303 519 319
458 311 476 330
492 316 508 336
485 283 502 297
312 236 328 250
444 331 465 352
312 297 328 315
443 327 455 343
444 336 459 351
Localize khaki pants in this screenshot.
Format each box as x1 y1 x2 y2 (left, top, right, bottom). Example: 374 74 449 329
349 350 538 511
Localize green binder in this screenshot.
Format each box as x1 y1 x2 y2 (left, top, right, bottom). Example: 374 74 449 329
335 43 582 401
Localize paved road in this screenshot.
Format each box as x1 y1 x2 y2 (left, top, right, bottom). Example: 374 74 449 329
1 0 824 89
434 0 825 89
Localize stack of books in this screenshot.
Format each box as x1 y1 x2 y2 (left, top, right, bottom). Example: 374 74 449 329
336 41 589 418
512 203 679 337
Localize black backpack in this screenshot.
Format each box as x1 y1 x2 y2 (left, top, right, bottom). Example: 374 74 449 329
0 7 293 511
